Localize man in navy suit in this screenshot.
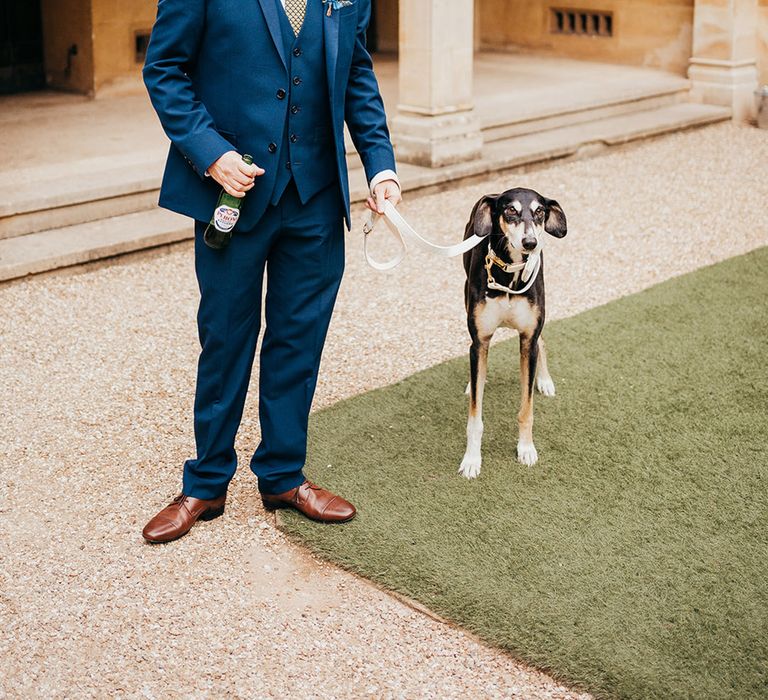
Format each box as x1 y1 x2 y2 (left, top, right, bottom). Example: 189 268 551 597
141 0 401 543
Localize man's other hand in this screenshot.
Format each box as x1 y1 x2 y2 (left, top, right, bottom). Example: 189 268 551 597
367 179 402 215
208 151 265 198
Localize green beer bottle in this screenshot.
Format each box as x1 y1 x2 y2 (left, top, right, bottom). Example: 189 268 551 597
203 153 254 250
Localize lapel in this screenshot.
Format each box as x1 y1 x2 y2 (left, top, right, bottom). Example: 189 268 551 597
323 3 340 104
256 0 288 70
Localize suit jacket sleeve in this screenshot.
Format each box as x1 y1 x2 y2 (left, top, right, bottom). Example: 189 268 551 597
142 0 234 178
344 0 397 184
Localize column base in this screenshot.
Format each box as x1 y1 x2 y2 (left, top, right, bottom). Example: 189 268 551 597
688 59 759 123
392 110 483 168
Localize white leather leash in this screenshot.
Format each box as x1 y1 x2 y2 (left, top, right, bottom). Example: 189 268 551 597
362 200 487 271
363 201 543 295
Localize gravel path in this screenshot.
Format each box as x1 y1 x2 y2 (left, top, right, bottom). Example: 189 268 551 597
2 123 766 699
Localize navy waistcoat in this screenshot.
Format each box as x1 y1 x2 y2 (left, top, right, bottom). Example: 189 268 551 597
271 0 338 206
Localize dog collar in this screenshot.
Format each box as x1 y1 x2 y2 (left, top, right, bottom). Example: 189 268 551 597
486 247 526 274
485 243 542 296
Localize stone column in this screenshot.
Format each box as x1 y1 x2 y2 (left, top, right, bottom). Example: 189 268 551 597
392 0 483 168
688 0 760 122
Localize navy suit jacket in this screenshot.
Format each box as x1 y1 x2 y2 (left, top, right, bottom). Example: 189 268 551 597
143 0 396 230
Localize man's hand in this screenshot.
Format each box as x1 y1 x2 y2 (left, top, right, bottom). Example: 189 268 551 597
208 151 265 198
366 179 402 215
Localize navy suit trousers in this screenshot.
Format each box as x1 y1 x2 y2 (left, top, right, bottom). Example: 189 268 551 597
183 178 345 498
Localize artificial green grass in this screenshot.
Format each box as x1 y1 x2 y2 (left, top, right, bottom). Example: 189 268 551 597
282 248 768 700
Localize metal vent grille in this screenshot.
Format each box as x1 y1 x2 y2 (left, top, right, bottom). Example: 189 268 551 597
550 8 613 37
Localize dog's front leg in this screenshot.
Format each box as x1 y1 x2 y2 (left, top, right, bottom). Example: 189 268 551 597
459 337 490 479
517 331 540 466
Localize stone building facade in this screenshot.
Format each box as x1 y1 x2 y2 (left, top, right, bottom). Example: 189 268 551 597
1 0 158 96
2 0 765 164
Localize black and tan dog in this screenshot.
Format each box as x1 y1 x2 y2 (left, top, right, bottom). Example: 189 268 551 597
459 188 567 478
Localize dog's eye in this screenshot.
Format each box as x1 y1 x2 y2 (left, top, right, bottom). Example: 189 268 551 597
504 209 519 220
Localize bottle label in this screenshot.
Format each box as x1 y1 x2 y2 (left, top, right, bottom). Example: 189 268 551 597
213 205 240 233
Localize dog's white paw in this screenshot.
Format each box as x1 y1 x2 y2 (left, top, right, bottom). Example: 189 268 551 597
517 441 538 466
536 376 556 397
459 453 482 479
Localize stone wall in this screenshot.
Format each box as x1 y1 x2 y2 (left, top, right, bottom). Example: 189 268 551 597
41 0 94 94
39 0 155 96
35 0 768 100
476 0 696 75
91 0 157 95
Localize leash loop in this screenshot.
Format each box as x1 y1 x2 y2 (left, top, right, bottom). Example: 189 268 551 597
363 201 487 270
363 201 543 295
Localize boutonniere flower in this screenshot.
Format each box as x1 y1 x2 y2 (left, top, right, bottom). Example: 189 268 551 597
323 0 353 16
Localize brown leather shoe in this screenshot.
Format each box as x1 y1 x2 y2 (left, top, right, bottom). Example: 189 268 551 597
142 494 226 543
261 480 356 523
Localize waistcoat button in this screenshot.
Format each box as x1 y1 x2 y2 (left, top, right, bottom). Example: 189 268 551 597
268 142 277 153
291 105 300 114
276 88 286 99
286 162 292 170
293 76 302 85
290 134 298 143
293 47 302 57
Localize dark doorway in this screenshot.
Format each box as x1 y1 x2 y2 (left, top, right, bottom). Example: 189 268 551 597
0 0 45 94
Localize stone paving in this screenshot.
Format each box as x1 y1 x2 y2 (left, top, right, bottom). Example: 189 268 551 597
1 123 767 698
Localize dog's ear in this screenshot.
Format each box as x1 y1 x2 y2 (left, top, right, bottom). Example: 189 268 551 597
469 194 498 238
543 198 567 238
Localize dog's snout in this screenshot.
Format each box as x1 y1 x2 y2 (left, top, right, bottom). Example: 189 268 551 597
522 237 537 251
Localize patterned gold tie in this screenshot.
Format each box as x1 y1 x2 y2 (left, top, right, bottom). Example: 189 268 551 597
284 0 307 36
